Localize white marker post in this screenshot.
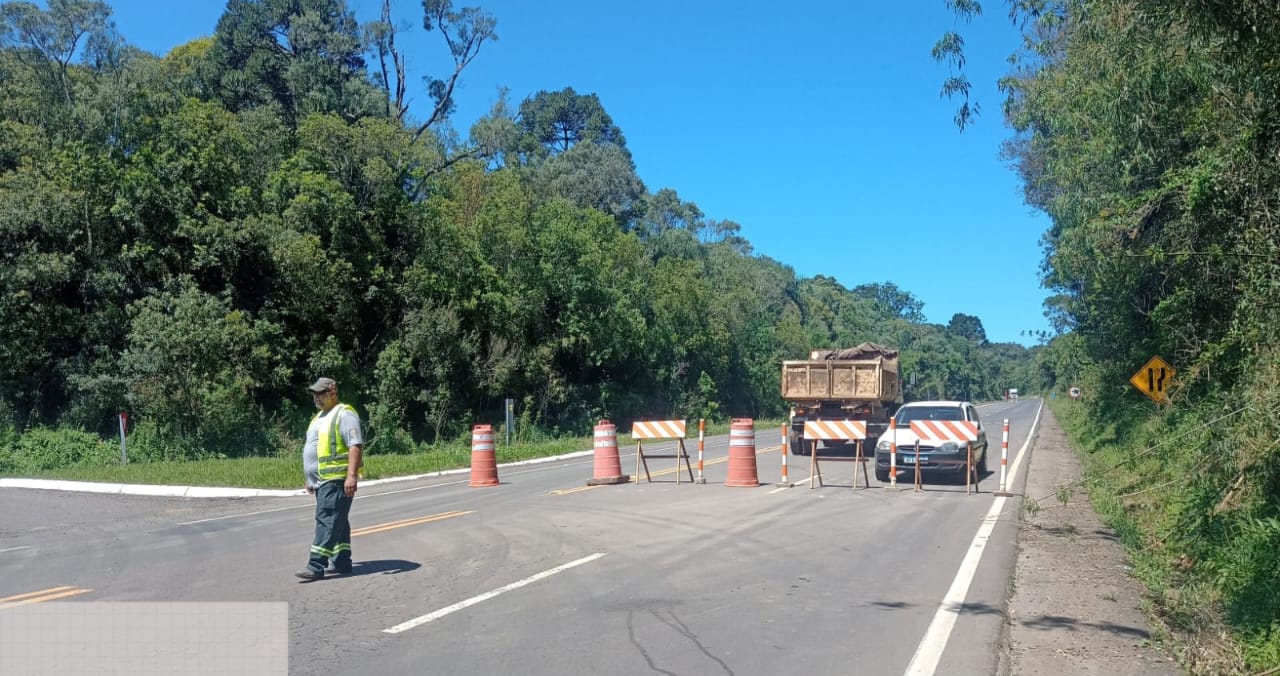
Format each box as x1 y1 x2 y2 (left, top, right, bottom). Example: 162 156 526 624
779 425 792 487
994 419 1012 496
695 419 706 484
889 440 897 490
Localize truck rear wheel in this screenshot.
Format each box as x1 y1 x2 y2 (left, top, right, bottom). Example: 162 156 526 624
788 430 808 455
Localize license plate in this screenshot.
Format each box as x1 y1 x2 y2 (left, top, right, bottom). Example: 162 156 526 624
899 454 927 464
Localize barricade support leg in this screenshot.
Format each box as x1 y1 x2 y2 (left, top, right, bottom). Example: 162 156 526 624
678 439 694 483
852 440 870 490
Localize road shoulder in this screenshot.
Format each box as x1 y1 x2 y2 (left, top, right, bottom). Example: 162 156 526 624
1003 405 1182 675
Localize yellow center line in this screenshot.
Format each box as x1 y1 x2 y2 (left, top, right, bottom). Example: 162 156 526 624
0 586 93 609
355 510 471 531
352 510 474 537
0 585 77 603
551 444 782 495
549 485 602 496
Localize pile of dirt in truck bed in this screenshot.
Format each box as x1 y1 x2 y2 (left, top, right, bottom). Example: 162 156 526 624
810 342 899 361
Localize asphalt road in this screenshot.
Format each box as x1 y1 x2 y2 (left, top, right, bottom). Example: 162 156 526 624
0 399 1042 676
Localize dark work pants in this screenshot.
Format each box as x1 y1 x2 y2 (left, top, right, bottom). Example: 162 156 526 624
307 480 353 572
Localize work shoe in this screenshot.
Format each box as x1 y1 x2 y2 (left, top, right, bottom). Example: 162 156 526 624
294 567 324 581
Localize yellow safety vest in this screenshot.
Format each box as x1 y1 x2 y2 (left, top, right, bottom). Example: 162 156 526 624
315 403 356 482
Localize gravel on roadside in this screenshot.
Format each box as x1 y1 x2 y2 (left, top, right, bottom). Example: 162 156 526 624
1001 406 1183 676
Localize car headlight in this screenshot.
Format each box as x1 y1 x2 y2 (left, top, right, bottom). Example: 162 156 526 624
876 438 891 452
938 441 963 453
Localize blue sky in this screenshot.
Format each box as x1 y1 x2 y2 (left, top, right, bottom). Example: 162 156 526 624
105 0 1053 347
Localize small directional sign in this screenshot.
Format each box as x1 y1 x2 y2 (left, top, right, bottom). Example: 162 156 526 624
1130 356 1175 403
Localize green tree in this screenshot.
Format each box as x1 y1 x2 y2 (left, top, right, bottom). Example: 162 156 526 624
208 0 382 127
946 312 986 344
0 0 116 107
531 141 645 223
852 281 925 322
517 87 627 160
120 279 290 456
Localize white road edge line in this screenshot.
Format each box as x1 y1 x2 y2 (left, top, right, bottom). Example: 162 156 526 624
383 552 608 634
904 399 1044 676
0 546 31 554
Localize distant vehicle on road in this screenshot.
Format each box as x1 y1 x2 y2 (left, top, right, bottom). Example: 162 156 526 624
874 400 988 483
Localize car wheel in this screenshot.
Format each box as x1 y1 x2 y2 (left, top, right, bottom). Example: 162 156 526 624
875 467 890 483
977 446 988 474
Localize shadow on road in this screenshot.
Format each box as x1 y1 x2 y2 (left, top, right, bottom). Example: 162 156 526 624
946 601 1009 619
1022 613 1152 639
869 600 913 610
344 559 421 577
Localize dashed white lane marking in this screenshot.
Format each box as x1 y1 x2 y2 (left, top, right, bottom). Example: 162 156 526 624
904 399 1043 676
0 546 31 554
383 553 608 634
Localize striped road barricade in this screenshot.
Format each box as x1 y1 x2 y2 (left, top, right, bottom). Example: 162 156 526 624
803 420 869 490
632 420 694 484
908 420 980 494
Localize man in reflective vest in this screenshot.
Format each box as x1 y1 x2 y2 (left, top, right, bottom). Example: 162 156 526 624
296 377 364 580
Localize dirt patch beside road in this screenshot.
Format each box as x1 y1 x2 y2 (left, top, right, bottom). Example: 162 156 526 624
1002 406 1182 675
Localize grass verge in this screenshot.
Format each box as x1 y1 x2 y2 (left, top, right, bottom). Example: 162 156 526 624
3 418 783 490
1046 396 1271 674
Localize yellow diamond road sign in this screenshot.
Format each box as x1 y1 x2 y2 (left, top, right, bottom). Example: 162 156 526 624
1130 356 1175 403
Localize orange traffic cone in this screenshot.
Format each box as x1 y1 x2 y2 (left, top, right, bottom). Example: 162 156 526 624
469 424 499 487
586 420 629 485
725 418 759 487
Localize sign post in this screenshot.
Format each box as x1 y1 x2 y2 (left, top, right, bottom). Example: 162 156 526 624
118 411 128 465
504 398 514 446
1129 356 1176 403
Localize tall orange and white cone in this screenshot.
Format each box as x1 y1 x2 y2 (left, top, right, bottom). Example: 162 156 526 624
586 420 629 485
469 424 499 487
725 418 759 487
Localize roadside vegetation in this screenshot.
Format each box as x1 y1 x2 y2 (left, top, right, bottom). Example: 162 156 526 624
938 2 1280 672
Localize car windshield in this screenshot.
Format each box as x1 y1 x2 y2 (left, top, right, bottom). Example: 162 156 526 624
895 406 963 427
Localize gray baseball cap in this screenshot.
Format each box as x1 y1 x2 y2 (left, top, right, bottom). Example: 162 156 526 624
307 377 337 393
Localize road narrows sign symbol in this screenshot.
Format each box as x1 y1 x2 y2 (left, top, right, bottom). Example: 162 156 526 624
1130 356 1175 403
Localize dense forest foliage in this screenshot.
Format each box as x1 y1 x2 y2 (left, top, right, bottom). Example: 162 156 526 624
0 0 1037 464
939 0 1279 670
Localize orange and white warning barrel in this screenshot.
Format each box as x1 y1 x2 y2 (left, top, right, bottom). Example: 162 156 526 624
469 424 499 487
587 420 628 486
725 418 759 487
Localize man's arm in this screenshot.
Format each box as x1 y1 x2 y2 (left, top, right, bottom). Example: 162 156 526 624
344 444 362 497
341 407 364 497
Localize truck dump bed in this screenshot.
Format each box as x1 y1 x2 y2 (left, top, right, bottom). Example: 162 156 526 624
781 343 902 403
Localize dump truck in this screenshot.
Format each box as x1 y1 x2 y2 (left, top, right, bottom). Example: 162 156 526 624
781 343 903 455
